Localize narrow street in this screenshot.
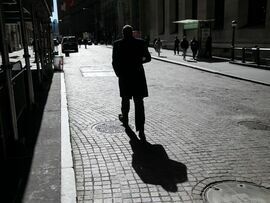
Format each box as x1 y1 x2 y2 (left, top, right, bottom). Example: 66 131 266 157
63 45 270 202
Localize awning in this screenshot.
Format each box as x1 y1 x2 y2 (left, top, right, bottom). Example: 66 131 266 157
173 19 214 30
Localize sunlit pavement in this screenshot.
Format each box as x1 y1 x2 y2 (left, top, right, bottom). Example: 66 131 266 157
63 45 270 202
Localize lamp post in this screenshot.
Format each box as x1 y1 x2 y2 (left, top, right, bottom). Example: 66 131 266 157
231 20 237 61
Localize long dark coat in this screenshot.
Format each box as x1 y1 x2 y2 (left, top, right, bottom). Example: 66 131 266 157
112 37 151 98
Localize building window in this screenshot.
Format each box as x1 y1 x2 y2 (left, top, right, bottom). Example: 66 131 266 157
248 0 267 27
214 0 224 29
192 0 197 19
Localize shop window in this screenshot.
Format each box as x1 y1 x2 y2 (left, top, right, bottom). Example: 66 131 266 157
248 0 267 27
214 0 224 29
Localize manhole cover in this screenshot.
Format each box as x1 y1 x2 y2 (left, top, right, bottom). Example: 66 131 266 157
203 181 270 203
238 121 270 131
92 120 133 134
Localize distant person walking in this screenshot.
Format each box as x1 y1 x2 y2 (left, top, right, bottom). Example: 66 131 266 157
155 38 162 57
78 38 82 48
180 36 189 60
112 25 151 141
174 36 180 55
153 38 157 51
190 37 199 60
83 38 88 49
205 36 212 59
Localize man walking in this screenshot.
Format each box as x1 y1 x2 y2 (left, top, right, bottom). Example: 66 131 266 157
190 37 199 60
180 36 189 60
174 36 180 55
112 25 151 141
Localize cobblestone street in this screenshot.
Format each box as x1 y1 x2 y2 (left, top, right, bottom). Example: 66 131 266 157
63 45 270 202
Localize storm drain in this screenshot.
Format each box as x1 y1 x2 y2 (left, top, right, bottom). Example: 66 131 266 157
238 121 270 131
203 181 270 203
92 120 133 134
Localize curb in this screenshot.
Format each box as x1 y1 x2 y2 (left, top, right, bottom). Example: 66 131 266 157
61 73 77 203
152 56 270 86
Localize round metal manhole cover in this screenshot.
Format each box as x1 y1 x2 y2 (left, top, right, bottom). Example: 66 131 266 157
92 120 133 134
238 121 270 131
203 181 270 203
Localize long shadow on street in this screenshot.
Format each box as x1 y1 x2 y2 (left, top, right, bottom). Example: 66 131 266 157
125 126 188 192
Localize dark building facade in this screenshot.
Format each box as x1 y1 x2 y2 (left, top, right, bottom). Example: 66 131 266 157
138 0 270 57
58 0 140 42
58 0 270 58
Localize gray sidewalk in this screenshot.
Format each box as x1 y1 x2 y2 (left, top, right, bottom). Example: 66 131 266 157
149 47 270 86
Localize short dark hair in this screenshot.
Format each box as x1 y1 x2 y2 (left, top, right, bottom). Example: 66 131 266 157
122 25 133 38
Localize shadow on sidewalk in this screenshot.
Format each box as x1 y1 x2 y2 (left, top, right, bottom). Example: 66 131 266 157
196 57 228 63
125 127 188 192
1 68 54 202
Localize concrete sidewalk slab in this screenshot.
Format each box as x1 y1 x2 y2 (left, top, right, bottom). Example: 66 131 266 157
23 73 61 203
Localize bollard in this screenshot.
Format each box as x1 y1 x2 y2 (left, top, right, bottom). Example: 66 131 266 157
242 48 245 63
256 47 260 66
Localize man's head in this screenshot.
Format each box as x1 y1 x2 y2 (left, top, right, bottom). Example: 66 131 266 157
122 25 133 39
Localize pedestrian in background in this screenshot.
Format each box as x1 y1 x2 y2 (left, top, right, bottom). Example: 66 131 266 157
180 36 189 60
112 25 151 141
78 38 82 48
153 38 157 51
83 38 88 49
190 37 199 60
155 38 162 57
205 36 212 59
174 36 180 55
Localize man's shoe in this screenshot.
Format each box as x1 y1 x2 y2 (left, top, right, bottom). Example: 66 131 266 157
118 114 128 127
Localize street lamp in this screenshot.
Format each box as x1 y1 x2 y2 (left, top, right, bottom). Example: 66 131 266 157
231 20 237 61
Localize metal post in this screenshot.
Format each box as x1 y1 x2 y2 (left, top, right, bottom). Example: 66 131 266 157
256 47 260 66
37 20 45 71
231 20 237 61
31 5 41 84
231 26 235 61
18 0 35 105
0 4 19 140
242 48 246 63
47 22 53 64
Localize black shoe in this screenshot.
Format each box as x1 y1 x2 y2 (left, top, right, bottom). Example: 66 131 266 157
118 114 128 127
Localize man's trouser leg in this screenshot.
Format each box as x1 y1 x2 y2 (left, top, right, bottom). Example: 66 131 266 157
133 97 145 132
121 97 130 125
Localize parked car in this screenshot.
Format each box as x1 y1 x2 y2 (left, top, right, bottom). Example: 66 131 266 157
61 36 78 53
